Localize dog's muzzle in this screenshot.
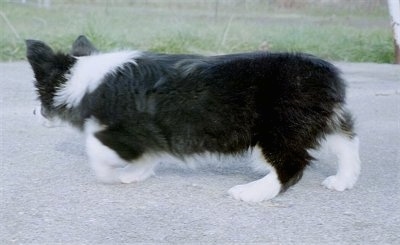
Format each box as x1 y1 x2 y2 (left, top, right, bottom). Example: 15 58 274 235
33 106 63 128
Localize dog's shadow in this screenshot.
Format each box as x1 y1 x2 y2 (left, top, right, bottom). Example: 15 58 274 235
156 158 266 182
54 133 85 157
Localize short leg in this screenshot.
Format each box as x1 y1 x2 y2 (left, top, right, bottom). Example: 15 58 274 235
86 133 158 184
322 134 361 191
86 135 126 183
86 133 127 183
228 145 310 202
85 118 158 184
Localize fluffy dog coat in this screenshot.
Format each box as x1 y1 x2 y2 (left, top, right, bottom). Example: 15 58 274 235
26 36 360 202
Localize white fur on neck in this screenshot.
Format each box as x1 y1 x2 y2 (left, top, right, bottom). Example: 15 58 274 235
54 51 142 108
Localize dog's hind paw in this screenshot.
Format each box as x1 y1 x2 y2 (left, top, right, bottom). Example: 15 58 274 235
228 172 281 202
322 175 355 191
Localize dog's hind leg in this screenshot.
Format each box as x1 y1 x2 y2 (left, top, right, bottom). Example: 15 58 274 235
228 146 281 202
228 169 281 202
322 108 361 191
322 134 360 191
228 145 309 202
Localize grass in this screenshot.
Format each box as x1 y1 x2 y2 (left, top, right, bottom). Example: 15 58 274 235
0 0 394 63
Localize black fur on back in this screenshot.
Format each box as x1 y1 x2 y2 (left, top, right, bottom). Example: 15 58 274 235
27 42 354 190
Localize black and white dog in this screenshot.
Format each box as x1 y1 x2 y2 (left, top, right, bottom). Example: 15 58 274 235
26 36 360 202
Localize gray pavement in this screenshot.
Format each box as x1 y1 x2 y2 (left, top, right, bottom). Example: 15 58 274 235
1 61 399 244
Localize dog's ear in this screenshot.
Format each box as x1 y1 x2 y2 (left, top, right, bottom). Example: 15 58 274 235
26 39 55 62
26 40 56 81
71 35 98 56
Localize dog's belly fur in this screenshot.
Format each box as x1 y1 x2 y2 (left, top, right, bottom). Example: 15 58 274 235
26 39 361 202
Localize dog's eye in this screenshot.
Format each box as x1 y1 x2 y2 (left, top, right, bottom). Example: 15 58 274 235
33 108 36 115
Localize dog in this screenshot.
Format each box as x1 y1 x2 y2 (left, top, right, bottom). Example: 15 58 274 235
26 36 360 202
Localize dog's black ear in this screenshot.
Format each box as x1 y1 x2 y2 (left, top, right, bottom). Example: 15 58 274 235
26 39 55 62
71 35 98 56
26 40 56 81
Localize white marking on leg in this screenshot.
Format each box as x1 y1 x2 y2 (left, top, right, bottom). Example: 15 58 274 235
84 118 158 184
86 131 126 183
85 118 124 183
228 145 282 202
322 134 361 191
249 147 270 174
54 51 142 108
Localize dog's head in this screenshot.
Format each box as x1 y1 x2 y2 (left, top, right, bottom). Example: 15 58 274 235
26 39 76 126
27 36 99 127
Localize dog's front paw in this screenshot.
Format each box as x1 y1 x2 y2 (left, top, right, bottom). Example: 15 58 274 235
117 164 155 184
322 175 355 191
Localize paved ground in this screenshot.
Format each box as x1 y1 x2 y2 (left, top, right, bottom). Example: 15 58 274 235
1 61 399 244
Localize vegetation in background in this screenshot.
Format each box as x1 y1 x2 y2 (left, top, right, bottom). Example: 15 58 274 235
0 0 393 63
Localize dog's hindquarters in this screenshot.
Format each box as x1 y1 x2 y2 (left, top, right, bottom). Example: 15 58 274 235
230 54 360 201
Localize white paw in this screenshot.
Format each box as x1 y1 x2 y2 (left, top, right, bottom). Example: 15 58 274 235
323 134 361 192
322 175 355 191
117 164 155 184
228 173 281 202
228 182 280 202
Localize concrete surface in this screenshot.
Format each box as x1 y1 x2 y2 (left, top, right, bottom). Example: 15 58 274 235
1 61 399 244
